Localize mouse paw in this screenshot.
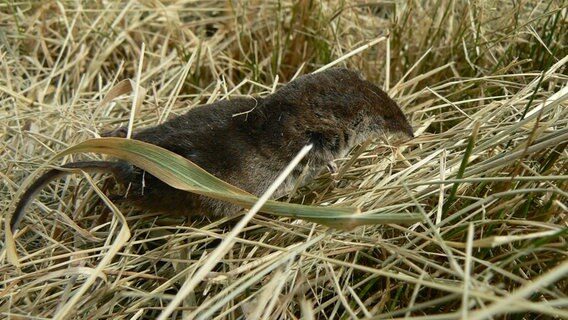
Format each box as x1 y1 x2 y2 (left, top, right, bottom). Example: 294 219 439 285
326 161 338 174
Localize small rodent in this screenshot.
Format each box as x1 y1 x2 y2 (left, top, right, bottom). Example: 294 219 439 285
10 68 413 232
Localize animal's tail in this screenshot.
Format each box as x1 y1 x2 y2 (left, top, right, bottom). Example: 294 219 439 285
10 161 129 232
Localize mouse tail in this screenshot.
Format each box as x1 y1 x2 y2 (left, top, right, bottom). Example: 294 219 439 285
10 161 127 232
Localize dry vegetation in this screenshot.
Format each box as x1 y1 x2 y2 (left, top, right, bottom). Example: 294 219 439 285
1 1 567 319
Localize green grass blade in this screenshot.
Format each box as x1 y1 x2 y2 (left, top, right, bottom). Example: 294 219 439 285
56 138 422 228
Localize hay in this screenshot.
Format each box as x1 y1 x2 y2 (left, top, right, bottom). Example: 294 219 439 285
1 1 566 319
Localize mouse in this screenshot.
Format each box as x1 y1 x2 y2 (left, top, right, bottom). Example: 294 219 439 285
10 68 414 232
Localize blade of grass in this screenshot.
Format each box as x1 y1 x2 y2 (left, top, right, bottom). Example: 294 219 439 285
443 121 480 214
52 138 423 228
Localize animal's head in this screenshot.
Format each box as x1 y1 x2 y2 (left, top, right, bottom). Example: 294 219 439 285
276 68 414 142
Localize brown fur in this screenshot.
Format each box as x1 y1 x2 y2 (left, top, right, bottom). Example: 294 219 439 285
11 68 413 231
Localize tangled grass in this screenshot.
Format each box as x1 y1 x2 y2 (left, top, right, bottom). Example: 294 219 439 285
1 1 567 319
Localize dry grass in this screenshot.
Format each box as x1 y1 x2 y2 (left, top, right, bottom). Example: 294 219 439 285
1 1 567 319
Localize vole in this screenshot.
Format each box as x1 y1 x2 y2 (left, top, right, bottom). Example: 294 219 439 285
10 68 413 232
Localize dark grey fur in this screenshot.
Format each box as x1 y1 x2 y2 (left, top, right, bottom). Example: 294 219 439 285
11 68 413 231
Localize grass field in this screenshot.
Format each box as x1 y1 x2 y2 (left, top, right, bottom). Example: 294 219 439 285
1 1 567 319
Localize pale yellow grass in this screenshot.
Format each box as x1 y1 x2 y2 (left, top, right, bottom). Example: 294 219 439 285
1 1 567 319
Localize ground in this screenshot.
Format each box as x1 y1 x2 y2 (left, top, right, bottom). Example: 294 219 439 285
1 1 567 319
